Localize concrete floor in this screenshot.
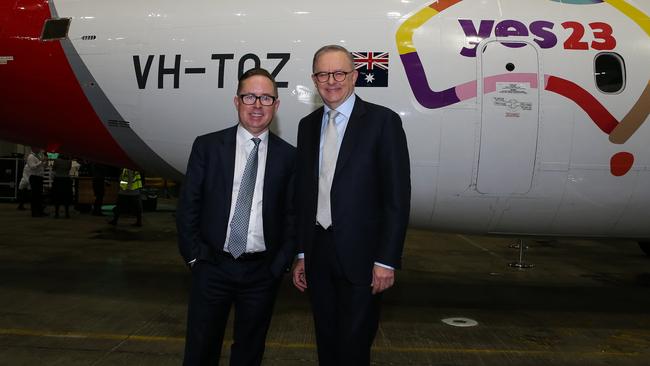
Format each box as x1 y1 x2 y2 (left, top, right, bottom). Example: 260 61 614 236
0 200 649 365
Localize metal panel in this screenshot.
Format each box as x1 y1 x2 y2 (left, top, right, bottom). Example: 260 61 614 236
477 41 539 194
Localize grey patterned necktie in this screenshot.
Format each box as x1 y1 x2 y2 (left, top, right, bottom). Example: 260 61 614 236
227 137 261 258
316 110 339 228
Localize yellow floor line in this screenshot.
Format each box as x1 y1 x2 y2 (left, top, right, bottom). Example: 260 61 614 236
0 327 644 357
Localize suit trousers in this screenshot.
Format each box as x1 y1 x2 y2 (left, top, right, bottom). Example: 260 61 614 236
183 256 281 366
307 226 381 366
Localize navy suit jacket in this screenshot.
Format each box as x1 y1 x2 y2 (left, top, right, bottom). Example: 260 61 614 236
295 96 411 284
177 125 296 277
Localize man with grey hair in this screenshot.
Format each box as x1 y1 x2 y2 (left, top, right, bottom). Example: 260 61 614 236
293 45 411 365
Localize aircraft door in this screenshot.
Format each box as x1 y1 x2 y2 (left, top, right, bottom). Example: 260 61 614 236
477 41 539 195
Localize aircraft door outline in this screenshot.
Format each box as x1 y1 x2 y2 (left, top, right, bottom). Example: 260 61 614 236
475 39 541 195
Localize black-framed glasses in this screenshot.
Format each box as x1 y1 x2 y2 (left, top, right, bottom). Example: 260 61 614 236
313 70 354 83
239 93 277 106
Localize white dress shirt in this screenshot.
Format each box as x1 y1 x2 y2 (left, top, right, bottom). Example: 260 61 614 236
223 125 268 253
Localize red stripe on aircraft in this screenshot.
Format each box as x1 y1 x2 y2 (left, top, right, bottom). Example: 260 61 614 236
545 76 619 134
429 0 463 12
0 0 134 167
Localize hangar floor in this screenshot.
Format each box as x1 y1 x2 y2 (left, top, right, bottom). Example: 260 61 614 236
1 201 649 365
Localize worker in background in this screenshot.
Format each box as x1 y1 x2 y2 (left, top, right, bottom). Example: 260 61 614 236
69 158 81 177
52 154 73 218
109 168 143 227
16 155 30 211
91 163 108 216
25 147 47 217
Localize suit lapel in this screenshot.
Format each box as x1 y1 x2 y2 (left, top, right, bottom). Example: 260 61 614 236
263 133 278 221
218 126 237 213
334 96 366 177
310 107 324 180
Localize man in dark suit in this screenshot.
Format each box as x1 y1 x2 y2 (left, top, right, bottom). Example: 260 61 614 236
292 45 411 365
177 68 296 366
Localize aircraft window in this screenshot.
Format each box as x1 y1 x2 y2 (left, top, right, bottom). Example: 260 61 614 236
41 18 71 41
594 53 625 94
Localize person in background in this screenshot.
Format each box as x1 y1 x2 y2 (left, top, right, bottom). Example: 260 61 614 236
91 163 108 216
69 158 81 203
52 154 73 218
25 147 47 217
109 168 143 227
69 158 81 177
16 158 30 211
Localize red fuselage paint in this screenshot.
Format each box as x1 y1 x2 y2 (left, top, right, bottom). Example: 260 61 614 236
610 152 634 176
0 0 134 168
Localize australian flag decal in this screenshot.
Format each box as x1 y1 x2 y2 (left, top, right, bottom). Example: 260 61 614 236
353 52 389 87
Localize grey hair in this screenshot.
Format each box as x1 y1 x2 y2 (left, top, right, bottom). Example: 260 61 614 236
312 44 354 72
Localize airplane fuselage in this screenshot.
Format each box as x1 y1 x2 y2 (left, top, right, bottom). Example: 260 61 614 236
1 0 649 239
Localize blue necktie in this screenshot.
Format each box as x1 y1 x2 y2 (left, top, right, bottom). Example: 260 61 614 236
227 137 261 258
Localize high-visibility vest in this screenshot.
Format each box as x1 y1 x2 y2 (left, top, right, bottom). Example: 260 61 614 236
120 169 142 190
